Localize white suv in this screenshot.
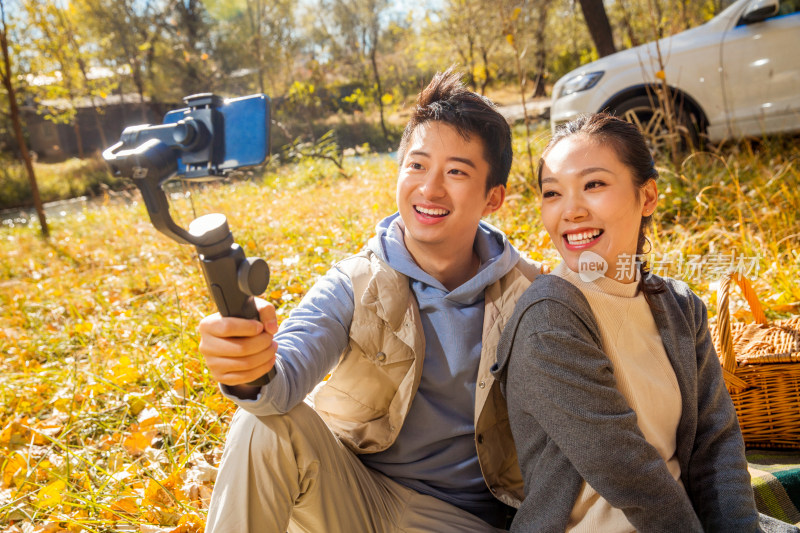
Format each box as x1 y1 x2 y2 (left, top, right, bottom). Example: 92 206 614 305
550 0 800 145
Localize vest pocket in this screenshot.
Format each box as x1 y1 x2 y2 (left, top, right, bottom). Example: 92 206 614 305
323 320 415 411
350 319 415 366
313 318 416 452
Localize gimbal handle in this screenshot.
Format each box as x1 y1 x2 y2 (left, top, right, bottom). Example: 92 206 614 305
189 214 276 387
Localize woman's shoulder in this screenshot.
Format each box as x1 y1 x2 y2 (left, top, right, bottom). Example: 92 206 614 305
646 273 707 328
496 274 604 379
648 274 702 306
509 274 599 336
517 273 588 311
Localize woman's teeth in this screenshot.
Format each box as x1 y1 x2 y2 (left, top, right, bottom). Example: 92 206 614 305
415 206 449 216
566 230 602 245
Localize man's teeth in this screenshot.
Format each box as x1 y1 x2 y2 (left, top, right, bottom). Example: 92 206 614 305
566 229 602 245
415 206 449 216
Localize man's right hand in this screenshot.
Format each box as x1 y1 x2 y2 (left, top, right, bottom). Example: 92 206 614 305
198 298 278 393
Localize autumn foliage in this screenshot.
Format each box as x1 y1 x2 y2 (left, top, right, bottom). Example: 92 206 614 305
1 132 800 531
0 156 400 532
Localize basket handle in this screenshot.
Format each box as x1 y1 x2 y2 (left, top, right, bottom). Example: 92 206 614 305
717 272 767 377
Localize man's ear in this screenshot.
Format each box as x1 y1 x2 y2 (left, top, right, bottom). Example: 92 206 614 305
641 179 658 217
483 185 506 216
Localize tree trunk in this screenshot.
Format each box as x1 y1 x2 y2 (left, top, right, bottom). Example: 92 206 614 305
74 53 109 150
650 0 665 39
131 57 148 122
177 0 204 95
680 0 690 30
531 0 552 98
501 0 537 194
247 0 266 94
73 119 84 158
0 6 49 237
58 7 109 149
479 48 491 95
370 46 389 145
466 36 476 87
65 86 85 158
91 104 107 149
617 0 640 47
578 0 616 57
531 59 547 98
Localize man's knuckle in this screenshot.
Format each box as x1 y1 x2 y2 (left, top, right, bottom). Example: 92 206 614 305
218 322 236 338
221 343 242 359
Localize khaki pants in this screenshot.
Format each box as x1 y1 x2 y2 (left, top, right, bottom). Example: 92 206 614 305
205 401 506 533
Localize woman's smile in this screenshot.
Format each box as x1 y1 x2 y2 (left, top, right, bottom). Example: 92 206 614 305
563 228 604 249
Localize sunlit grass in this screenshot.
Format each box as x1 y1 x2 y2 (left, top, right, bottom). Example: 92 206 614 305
0 128 798 531
0 154 398 532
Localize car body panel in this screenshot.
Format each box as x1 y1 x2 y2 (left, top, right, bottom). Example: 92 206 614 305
720 11 800 138
550 0 800 142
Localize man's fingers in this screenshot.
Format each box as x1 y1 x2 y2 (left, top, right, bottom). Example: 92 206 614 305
208 351 277 386
207 349 275 375
256 299 278 335
199 332 275 359
198 300 279 386
198 312 264 339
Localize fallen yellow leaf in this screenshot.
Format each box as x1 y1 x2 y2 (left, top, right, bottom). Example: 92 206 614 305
111 496 139 514
3 451 27 487
36 479 66 508
123 429 156 456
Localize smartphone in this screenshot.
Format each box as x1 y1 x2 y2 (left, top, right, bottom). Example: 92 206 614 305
162 93 271 178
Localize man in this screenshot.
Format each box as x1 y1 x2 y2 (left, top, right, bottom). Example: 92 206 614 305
198 69 541 532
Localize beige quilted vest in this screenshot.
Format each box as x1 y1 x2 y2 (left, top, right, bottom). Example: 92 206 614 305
311 249 540 507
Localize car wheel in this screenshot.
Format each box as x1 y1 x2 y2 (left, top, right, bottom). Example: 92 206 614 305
611 95 701 153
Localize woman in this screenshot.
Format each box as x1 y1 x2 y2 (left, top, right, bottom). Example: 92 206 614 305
493 114 790 532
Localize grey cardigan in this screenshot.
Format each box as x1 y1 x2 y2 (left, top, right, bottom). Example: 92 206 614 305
492 273 760 532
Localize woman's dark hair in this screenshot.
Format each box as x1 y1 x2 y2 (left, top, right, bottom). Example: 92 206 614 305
397 67 512 193
538 113 666 297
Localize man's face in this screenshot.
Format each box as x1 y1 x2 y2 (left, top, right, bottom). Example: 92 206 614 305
396 121 504 263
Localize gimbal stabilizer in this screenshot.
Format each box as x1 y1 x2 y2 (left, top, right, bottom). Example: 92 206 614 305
103 93 275 387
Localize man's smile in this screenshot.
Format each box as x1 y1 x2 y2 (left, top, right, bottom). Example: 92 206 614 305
414 205 450 217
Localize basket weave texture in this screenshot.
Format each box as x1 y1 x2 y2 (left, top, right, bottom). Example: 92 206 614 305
710 273 800 449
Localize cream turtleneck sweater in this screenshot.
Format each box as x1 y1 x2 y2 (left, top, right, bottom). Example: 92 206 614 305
552 262 684 533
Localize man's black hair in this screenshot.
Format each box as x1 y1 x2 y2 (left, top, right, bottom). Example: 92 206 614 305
397 68 513 192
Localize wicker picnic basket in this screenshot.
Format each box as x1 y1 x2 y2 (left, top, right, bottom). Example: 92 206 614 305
710 272 800 449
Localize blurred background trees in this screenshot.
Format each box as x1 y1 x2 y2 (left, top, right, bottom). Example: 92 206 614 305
0 0 734 164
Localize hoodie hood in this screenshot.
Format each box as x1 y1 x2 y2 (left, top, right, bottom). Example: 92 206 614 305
367 212 520 305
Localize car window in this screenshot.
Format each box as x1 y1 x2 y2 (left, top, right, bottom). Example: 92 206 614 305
778 0 800 15
738 0 800 25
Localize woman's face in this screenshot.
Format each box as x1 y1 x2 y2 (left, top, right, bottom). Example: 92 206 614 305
539 134 658 283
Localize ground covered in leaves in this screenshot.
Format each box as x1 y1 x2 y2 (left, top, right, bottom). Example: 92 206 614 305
1 131 799 531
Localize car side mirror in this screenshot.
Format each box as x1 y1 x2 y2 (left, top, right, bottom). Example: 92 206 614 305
741 0 779 23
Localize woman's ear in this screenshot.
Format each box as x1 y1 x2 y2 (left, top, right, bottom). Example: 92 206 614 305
641 179 658 217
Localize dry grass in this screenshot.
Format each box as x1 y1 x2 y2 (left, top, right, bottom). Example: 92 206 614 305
0 126 798 531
